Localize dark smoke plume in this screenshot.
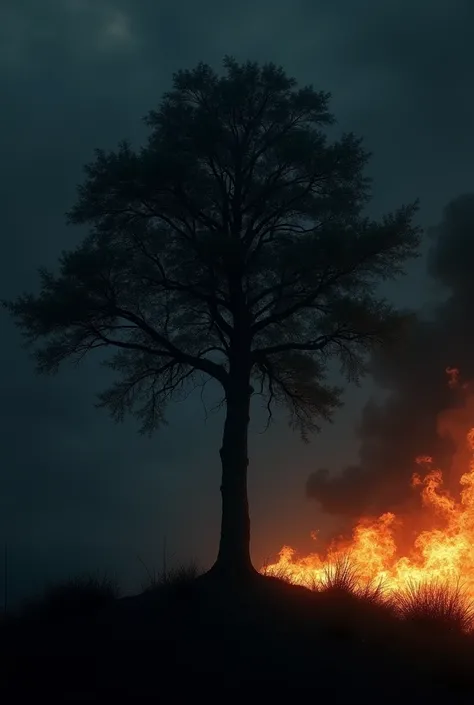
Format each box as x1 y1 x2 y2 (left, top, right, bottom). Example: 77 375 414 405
307 194 474 518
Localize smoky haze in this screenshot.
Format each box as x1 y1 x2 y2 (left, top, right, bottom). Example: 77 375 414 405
306 193 474 519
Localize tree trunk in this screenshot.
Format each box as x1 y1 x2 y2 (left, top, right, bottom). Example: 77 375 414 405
211 378 256 581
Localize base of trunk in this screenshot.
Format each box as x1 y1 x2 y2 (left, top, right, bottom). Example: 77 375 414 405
203 557 259 587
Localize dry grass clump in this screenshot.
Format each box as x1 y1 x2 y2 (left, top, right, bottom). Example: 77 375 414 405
392 579 474 634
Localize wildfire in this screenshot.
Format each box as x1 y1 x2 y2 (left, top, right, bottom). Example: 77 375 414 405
262 369 474 600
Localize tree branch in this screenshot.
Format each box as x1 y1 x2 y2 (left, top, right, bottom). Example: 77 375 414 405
111 304 228 384
252 335 332 361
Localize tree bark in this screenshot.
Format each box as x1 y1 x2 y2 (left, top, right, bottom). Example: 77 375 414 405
211 377 256 581
208 255 257 583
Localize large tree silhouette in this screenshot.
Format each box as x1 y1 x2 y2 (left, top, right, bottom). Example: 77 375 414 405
4 57 421 580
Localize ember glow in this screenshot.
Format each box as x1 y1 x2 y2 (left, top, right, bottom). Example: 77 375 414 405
261 369 474 600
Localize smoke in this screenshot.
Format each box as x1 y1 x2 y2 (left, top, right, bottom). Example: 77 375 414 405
307 193 474 518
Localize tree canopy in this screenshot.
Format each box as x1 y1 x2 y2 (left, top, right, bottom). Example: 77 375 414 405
4 56 421 443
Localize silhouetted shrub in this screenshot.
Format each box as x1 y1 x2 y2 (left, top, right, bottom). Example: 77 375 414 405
141 561 201 597
19 573 120 625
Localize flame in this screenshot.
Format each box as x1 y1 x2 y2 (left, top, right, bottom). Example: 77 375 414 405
261 369 474 600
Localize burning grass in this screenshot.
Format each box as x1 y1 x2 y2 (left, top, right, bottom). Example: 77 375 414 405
318 553 386 602
263 370 474 609
269 552 474 632
262 548 474 645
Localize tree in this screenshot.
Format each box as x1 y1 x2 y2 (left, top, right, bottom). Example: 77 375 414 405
3 57 421 582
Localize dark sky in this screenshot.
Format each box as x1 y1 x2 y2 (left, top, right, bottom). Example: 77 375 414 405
1 0 473 606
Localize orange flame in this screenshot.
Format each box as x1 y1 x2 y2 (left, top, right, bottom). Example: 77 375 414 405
262 369 474 599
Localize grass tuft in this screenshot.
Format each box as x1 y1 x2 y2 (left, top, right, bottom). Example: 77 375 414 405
393 579 474 634
259 562 296 586
317 553 386 603
19 573 120 625
318 553 360 595
140 560 201 593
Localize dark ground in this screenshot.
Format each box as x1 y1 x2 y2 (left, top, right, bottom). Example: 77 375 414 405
1 572 474 702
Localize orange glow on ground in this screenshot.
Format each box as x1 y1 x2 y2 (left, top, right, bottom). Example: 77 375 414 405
261 370 474 601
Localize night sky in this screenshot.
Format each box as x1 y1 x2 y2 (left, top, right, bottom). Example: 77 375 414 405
1 0 473 607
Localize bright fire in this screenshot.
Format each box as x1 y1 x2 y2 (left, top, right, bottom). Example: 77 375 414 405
261 369 474 599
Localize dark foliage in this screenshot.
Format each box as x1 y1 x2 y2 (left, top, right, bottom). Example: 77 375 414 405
4 56 421 440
